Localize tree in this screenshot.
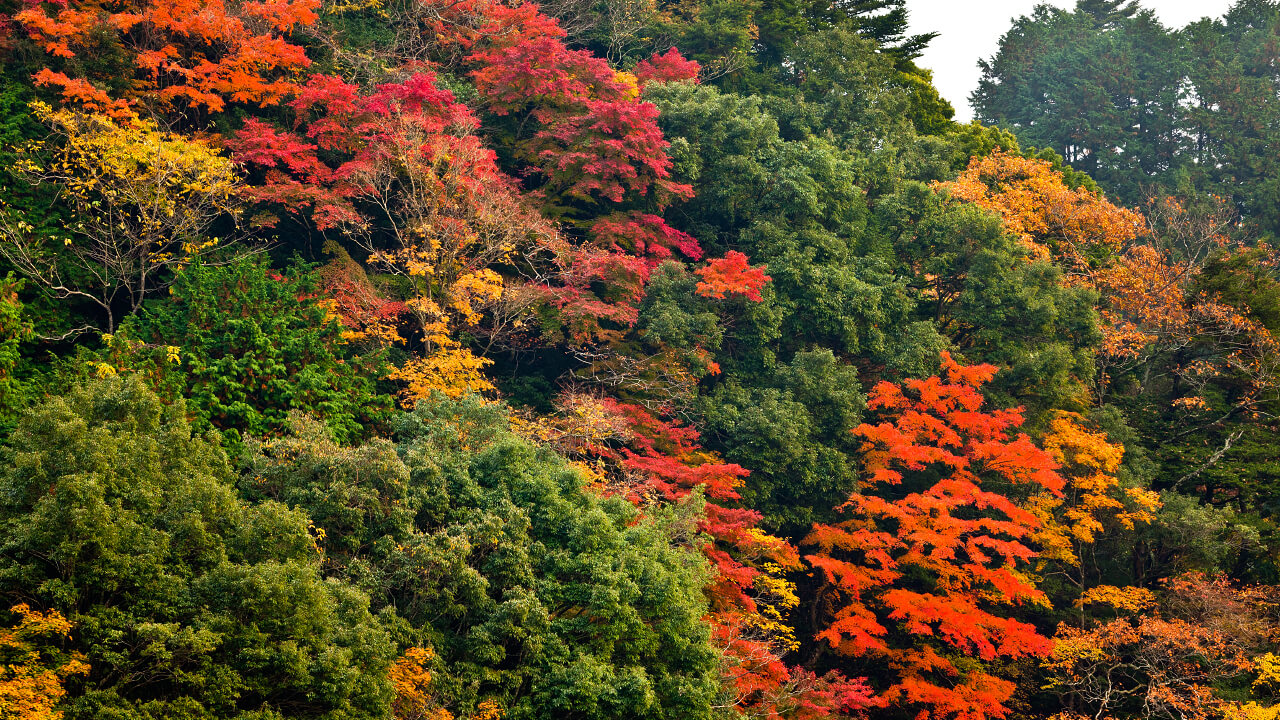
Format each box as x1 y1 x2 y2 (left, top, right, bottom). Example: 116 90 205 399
0 104 243 334
108 257 394 445
241 396 726 720
804 353 1064 720
9 0 319 118
1183 3 1280 236
1026 412 1161 613
0 376 396 718
229 70 551 403
1043 572 1280 720
937 152 1146 278
0 604 88 720
972 5 1186 204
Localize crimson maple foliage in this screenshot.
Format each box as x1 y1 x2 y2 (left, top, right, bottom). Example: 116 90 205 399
469 29 692 209
805 352 1064 720
229 71 496 232
634 48 702 87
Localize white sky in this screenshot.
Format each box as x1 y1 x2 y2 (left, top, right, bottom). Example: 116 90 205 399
906 0 1239 121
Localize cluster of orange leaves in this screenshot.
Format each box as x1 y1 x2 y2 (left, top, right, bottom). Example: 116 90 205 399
13 0 318 119
1045 573 1280 720
1030 413 1159 569
938 152 1145 276
388 646 505 720
804 352 1064 720
0 605 89 720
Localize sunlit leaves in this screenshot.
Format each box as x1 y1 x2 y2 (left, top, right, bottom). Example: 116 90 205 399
1044 573 1280 720
14 0 318 116
0 605 88 720
804 353 1063 720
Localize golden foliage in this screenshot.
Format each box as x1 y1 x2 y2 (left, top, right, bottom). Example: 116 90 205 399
1078 585 1157 613
938 152 1145 275
0 104 243 333
0 605 89 720
1222 702 1280 720
1032 414 1157 571
386 341 496 407
1255 652 1280 694
389 647 453 720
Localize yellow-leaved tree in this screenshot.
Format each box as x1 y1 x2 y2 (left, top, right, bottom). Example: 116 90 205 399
0 604 89 720
1029 413 1161 611
0 103 243 334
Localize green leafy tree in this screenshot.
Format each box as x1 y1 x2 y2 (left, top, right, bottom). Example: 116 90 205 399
1183 1 1280 235
872 180 1103 414
647 81 946 534
241 396 724 720
109 257 394 446
0 376 396 719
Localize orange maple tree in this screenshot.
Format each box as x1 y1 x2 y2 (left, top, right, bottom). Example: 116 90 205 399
937 152 1145 277
1044 573 1280 720
804 352 1064 720
11 0 318 119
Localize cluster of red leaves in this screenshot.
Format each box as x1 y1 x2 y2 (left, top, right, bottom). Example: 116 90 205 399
804 352 1064 720
468 27 692 208
228 71 499 232
634 47 702 87
11 0 318 118
443 4 770 344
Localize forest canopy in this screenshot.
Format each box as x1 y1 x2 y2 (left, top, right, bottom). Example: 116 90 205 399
0 0 1278 719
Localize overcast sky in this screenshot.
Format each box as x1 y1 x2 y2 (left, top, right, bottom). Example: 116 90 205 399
905 0 1238 122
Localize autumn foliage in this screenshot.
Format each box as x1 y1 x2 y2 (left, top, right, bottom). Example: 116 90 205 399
11 0 318 118
1030 413 1160 575
0 605 88 720
6 1 1280 719
805 353 1063 720
1045 573 1280 720
938 152 1146 276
